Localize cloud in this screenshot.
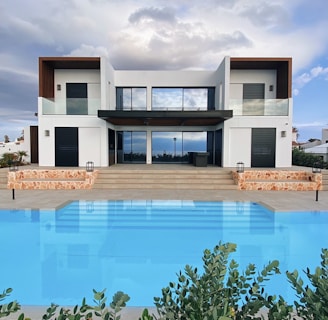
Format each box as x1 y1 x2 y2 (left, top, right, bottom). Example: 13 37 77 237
66 44 109 58
1 0 328 142
238 1 289 29
110 5 252 70
129 7 177 25
293 66 328 95
294 121 327 128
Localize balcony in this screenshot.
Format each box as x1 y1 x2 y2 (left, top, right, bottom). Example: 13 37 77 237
41 98 100 115
229 99 289 116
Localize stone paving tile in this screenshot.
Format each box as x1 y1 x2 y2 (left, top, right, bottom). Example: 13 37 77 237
0 188 327 212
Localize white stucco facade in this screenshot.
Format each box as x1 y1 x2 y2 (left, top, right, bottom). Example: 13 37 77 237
37 56 293 168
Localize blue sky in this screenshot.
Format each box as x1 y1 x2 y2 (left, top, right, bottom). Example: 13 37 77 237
0 0 328 143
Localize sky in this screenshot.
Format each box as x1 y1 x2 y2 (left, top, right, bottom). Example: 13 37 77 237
0 0 328 143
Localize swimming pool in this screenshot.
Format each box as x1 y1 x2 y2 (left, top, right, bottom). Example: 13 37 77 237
0 200 327 307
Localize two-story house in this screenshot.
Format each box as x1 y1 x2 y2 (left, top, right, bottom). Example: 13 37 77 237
37 56 292 168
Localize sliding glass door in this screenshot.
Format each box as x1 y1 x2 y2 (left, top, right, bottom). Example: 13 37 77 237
152 132 207 163
117 131 146 163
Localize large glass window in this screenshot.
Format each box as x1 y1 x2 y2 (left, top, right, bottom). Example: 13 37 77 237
152 132 207 163
243 83 265 115
116 88 147 110
66 83 88 115
152 88 214 111
117 131 146 163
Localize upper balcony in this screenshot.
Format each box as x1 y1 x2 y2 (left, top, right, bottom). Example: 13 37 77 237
229 99 289 116
41 98 100 115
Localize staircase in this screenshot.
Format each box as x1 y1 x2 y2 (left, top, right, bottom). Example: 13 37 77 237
322 171 328 191
0 169 7 189
93 167 238 190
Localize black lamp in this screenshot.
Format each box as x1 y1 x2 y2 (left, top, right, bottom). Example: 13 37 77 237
236 161 244 173
312 161 322 174
86 161 94 172
9 161 19 172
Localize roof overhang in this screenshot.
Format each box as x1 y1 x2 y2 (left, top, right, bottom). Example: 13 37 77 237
98 110 233 126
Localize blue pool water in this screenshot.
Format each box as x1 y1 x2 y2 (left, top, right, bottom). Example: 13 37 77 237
0 200 328 307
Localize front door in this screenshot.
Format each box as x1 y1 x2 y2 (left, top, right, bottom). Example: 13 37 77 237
55 127 78 166
251 128 276 167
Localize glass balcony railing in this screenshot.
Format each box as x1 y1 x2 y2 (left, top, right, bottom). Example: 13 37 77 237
41 98 100 115
229 99 289 116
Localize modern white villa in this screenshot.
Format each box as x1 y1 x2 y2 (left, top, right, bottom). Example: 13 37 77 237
37 56 292 168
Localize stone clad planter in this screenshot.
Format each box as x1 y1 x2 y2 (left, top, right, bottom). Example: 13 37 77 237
232 170 322 191
7 169 98 190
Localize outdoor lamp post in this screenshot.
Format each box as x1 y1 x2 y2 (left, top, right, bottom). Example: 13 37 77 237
86 161 94 172
9 161 18 200
236 161 244 173
312 161 322 202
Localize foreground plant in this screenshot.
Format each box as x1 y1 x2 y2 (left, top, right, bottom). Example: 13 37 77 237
0 288 21 318
41 289 130 320
287 248 328 319
0 289 129 320
154 242 292 320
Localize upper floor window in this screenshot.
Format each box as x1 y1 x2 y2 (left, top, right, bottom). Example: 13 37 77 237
152 88 214 111
243 83 265 115
66 83 88 115
116 88 147 110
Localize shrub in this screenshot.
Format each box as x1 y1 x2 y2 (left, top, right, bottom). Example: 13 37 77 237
154 242 292 320
0 288 21 318
292 148 327 169
2 243 328 319
287 248 328 319
0 289 129 320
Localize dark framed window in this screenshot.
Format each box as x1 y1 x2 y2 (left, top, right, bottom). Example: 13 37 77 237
152 88 215 111
116 88 147 110
66 83 88 115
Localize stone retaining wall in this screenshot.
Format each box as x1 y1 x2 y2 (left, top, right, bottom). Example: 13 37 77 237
7 169 98 190
232 170 322 191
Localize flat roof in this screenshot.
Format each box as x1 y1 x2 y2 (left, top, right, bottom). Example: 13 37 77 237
98 110 233 126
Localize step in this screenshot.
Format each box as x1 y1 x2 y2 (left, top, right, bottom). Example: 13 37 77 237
0 170 8 189
93 183 238 190
92 168 236 190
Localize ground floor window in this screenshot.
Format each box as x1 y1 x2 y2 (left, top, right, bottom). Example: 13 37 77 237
115 131 216 165
117 131 146 163
152 132 207 163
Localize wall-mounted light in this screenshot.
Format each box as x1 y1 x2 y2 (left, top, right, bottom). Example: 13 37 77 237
281 131 287 137
269 85 274 91
44 130 50 137
57 84 61 91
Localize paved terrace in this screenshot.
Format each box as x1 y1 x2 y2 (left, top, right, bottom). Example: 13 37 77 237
1 165 327 212
0 165 327 320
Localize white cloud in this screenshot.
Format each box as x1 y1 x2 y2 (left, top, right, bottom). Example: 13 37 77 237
293 65 328 95
294 121 327 128
1 0 328 141
66 44 109 58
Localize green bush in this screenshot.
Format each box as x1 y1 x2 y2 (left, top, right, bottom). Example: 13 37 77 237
292 148 327 169
0 288 21 318
154 242 292 320
0 152 17 168
287 248 328 319
2 243 328 319
0 289 129 320
0 151 28 168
